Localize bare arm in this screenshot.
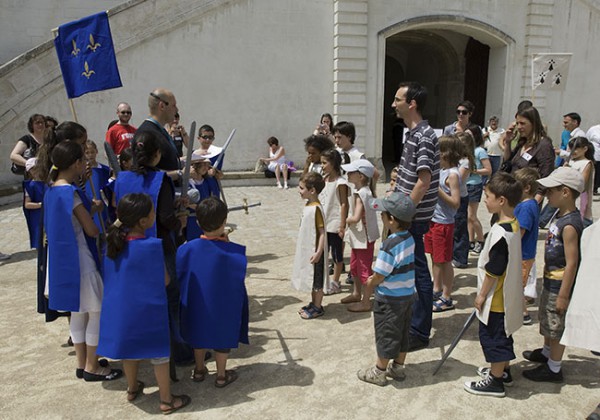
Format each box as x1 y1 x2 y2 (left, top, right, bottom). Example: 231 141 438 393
310 225 326 264
438 172 460 209
24 196 42 210
346 195 364 225
73 203 100 238
556 225 579 314
474 274 497 311
337 183 349 239
10 140 28 166
582 161 593 185
410 169 431 205
476 157 492 177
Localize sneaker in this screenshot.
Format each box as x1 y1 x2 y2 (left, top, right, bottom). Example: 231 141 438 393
0 252 10 261
345 273 354 285
328 263 334 275
477 367 513 387
284 183 289 189
357 366 387 386
469 242 475 251
386 362 406 381
471 242 483 254
324 281 342 295
277 182 283 189
452 260 468 269
523 314 533 325
522 363 563 383
522 348 548 364
464 374 505 397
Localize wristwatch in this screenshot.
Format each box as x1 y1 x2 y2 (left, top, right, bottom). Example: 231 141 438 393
177 169 183 179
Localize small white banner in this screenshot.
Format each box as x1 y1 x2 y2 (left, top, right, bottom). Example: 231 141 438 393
532 53 572 91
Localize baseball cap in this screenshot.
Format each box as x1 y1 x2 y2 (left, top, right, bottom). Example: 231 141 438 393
370 192 416 222
537 166 584 193
341 159 375 178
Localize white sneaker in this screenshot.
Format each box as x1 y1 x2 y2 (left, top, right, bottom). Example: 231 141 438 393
284 183 289 189
277 182 283 189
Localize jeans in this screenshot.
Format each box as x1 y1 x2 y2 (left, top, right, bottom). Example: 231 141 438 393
488 155 502 177
409 220 433 341
453 196 469 265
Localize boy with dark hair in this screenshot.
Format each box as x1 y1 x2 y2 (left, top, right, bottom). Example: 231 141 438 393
178 196 249 388
356 192 416 386
292 172 330 319
522 167 584 382
464 172 523 397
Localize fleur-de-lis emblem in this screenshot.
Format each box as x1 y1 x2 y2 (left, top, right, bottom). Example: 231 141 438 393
71 39 80 57
81 61 95 79
87 34 101 52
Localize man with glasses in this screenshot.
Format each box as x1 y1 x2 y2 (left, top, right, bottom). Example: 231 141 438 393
105 102 137 155
135 89 182 180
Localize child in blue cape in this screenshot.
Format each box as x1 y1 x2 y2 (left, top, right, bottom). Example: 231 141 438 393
99 193 191 414
178 196 249 388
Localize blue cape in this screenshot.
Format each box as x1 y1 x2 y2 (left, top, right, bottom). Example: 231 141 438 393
102 179 116 223
23 180 46 249
98 237 170 359
85 164 110 230
178 238 249 349
44 184 99 312
115 170 165 237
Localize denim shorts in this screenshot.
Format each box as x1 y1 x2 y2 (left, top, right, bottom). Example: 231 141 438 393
467 183 483 203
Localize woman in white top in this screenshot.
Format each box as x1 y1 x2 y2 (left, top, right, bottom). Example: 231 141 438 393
483 116 505 177
261 136 289 189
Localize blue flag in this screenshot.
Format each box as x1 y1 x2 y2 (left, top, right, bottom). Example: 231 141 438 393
54 12 122 99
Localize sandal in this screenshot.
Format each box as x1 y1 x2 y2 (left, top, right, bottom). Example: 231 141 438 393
126 380 145 402
300 304 324 319
432 290 442 301
298 302 314 314
191 366 208 382
160 394 191 415
432 297 455 312
215 370 238 388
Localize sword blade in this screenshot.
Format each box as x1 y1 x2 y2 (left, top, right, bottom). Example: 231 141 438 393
432 310 477 375
104 142 120 176
213 128 236 169
227 202 261 212
180 121 196 200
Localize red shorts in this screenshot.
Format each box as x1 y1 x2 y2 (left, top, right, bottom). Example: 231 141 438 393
424 221 454 264
350 241 375 285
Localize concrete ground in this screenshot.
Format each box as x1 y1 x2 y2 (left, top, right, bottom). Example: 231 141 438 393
0 182 599 419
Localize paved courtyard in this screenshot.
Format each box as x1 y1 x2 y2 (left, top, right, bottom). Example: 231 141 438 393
0 182 598 419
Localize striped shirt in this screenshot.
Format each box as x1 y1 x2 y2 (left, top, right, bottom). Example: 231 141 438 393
373 230 415 298
394 120 440 222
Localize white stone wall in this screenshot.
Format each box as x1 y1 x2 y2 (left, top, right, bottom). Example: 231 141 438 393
0 0 126 65
2 0 600 186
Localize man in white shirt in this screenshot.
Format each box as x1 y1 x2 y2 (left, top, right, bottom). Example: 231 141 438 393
563 112 586 139
586 124 600 194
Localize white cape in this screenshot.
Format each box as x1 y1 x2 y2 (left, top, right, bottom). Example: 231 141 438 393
291 204 330 292
476 221 523 336
560 220 600 351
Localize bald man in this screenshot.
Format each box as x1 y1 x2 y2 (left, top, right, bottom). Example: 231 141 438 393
105 102 137 155
134 89 182 178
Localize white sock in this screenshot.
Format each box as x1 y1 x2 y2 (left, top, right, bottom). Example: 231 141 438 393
542 345 550 358
547 358 561 373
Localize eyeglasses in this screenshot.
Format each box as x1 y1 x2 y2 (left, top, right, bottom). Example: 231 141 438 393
150 92 169 106
456 109 469 115
199 135 215 141
120 111 132 115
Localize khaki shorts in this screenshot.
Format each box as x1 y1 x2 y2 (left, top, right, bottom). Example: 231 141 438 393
539 288 566 340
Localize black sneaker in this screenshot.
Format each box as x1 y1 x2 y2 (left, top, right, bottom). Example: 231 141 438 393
522 363 563 383
345 273 354 285
328 263 334 275
464 374 505 397
472 242 483 254
469 242 475 251
523 348 548 363
407 334 429 352
523 314 533 325
477 367 513 387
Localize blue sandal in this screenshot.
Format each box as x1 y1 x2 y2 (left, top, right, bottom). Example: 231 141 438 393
300 304 324 319
432 297 455 312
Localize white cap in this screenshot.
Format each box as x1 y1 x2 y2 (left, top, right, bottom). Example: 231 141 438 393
341 159 375 178
537 166 585 193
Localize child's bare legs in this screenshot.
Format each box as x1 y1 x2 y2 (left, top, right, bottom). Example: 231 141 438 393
490 361 509 378
341 277 362 303
74 342 87 370
432 262 443 295
333 261 343 283
215 351 229 378
440 261 454 300
468 202 483 243
153 362 172 403
282 164 289 187
548 339 565 363
312 289 324 309
123 360 141 398
348 280 373 311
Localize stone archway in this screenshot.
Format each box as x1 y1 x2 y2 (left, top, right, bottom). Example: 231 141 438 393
375 15 516 171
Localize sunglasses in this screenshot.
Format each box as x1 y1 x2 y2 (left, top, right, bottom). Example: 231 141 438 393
120 111 132 115
456 109 469 115
149 92 169 106
199 135 215 141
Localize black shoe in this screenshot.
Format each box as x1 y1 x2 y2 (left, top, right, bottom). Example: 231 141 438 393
83 368 123 382
477 367 513 387
407 335 429 352
464 373 505 397
345 274 354 285
523 348 548 363
76 368 83 379
592 351 600 356
328 263 334 275
522 363 563 383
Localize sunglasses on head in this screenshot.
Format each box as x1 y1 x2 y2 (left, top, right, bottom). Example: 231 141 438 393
456 109 469 115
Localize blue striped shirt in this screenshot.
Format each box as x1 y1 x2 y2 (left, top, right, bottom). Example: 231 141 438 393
373 231 415 298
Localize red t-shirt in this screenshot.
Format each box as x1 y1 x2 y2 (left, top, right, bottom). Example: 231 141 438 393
106 123 137 155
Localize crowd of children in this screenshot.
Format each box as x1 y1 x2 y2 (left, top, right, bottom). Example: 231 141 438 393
16 105 600 414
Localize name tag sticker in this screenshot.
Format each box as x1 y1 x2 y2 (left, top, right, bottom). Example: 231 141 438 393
522 152 533 161
549 224 559 236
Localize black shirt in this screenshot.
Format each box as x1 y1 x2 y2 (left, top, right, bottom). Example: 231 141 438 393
135 120 181 171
